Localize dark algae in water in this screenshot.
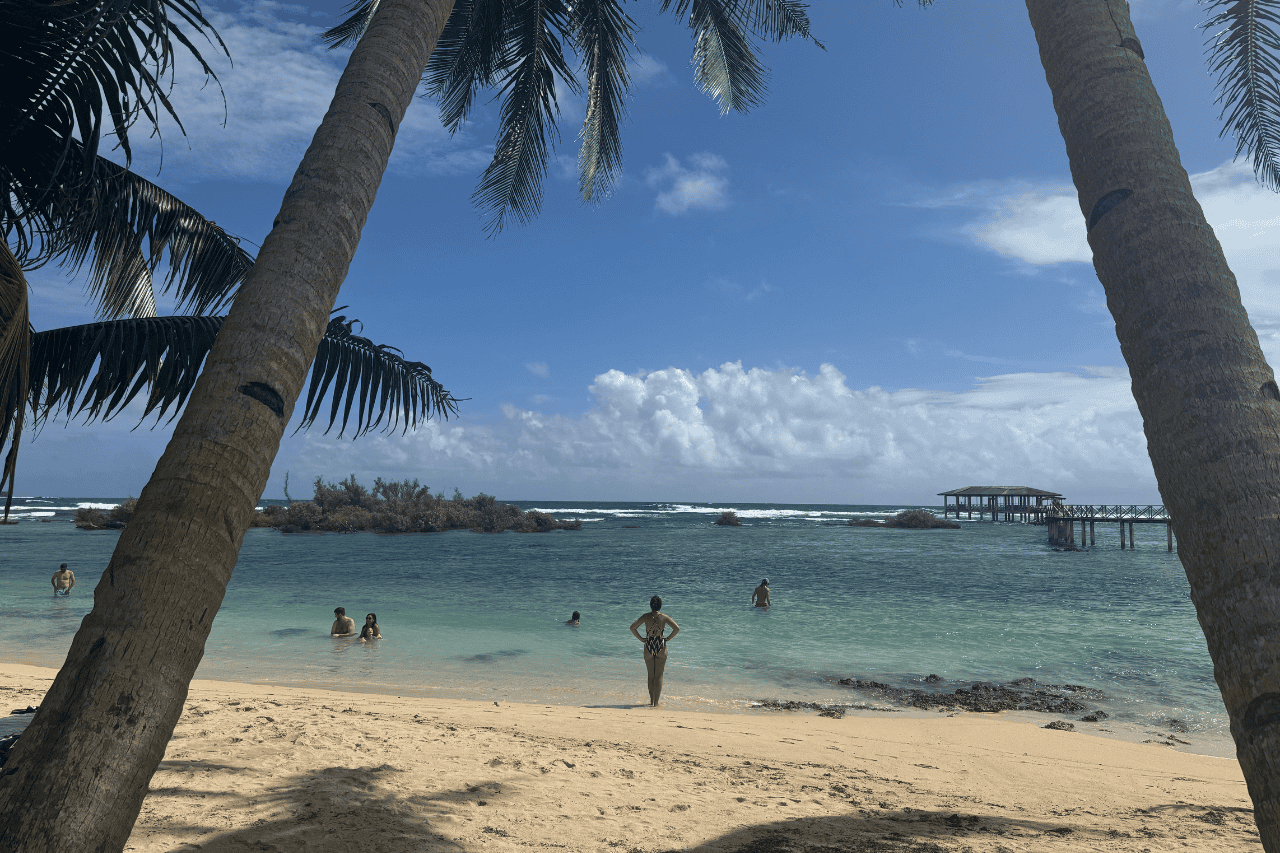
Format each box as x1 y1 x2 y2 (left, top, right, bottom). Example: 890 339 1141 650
834 675 1101 714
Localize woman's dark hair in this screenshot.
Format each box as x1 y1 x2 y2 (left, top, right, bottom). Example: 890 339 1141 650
571 611 580 620
366 613 377 622
650 595 662 612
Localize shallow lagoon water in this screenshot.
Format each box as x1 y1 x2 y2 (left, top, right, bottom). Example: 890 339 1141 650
0 499 1223 751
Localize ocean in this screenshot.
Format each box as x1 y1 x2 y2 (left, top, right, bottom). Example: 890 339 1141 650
0 498 1230 756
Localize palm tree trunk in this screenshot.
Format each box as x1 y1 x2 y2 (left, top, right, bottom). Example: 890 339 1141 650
0 1 454 849
1025 1 1280 847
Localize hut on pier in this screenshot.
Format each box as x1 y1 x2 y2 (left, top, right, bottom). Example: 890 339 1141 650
938 486 1062 522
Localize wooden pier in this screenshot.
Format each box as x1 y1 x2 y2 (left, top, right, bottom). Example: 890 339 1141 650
1045 504 1174 551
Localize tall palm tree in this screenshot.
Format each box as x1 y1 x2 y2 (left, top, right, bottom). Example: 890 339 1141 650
1022 2 1280 848
0 1 818 848
0 1 457 520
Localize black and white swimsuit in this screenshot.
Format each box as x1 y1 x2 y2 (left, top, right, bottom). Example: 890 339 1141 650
644 616 666 655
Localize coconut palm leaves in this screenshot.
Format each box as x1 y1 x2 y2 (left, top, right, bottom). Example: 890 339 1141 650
1 0 224 262
0 311 459 517
48 147 253 320
1 0 459 515
25 312 456 437
0 246 31 519
1202 0 1280 191
323 0 819 232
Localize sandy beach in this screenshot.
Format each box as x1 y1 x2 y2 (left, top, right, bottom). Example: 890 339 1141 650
0 663 1259 852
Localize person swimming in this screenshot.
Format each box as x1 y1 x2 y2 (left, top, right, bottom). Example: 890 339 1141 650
565 611 580 626
359 613 382 641
629 596 680 707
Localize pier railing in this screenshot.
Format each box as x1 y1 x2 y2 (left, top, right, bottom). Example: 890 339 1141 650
1045 505 1174 551
1046 504 1168 521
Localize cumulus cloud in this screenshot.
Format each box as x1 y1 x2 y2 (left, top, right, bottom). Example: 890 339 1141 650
645 153 730 214
526 362 550 378
112 0 488 185
288 362 1156 504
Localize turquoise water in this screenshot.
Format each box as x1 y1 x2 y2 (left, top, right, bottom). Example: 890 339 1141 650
0 499 1222 748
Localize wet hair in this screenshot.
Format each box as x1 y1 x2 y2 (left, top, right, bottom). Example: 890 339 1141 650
366 613 377 622
650 595 662 612
571 611 580 620
762 578 768 585
334 607 345 616
59 563 67 569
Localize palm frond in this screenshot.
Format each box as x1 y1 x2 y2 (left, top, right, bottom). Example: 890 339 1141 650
736 1 822 46
572 0 637 202
45 147 253 319
21 314 458 445
425 0 511 133
299 313 461 436
0 244 31 520
1202 0 1280 191
472 0 580 234
320 0 381 49
1 0 225 254
29 315 222 432
659 0 766 114
691 0 767 114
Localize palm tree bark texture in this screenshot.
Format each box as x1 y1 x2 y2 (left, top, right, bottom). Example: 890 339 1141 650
0 0 455 849
1025 1 1280 847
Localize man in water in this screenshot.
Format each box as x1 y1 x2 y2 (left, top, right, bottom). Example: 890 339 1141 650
565 611 580 626
751 578 771 608
331 607 356 637
51 563 75 595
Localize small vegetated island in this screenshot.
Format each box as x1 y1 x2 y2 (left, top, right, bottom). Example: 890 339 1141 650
77 477 581 534
849 509 960 530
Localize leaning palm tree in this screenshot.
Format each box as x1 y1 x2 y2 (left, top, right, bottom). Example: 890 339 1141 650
1019 2 1280 848
0 1 818 850
0 1 457 521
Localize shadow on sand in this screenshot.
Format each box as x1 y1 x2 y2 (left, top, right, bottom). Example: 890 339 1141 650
131 755 1258 852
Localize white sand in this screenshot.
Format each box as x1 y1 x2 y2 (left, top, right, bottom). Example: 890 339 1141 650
0 664 1260 852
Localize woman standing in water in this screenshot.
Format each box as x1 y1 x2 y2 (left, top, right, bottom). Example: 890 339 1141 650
629 596 680 707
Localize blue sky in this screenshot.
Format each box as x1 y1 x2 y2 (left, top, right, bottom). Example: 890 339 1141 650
18 0 1280 505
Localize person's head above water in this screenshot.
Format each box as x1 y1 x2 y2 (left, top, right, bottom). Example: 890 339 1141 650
761 578 769 586
366 613 377 623
59 563 67 570
571 611 580 620
650 595 662 612
334 607 345 616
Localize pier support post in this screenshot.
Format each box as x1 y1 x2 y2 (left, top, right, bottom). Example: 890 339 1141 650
1128 522 1135 550
1167 522 1173 552
1090 520 1095 546
1120 521 1125 549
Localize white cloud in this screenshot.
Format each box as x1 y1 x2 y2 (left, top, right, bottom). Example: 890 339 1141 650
630 53 669 85
526 362 550 378
708 277 774 301
288 361 1156 504
112 0 487 185
971 192 1091 264
645 153 730 215
954 159 1280 362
